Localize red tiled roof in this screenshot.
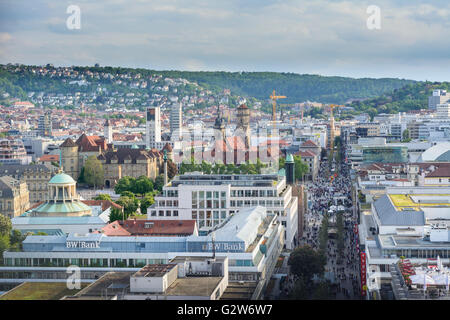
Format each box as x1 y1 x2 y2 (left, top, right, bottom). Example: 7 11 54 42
100 220 196 236
425 164 450 178
301 140 318 147
295 150 316 158
39 154 59 162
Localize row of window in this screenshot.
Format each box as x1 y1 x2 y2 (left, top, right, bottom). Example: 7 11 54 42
158 200 179 207
192 191 227 200
229 199 283 208
0 201 12 210
192 199 227 209
192 210 227 220
230 189 277 197
3 257 168 267
149 210 179 217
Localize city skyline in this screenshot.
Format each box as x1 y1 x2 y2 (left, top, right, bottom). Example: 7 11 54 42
1 0 450 81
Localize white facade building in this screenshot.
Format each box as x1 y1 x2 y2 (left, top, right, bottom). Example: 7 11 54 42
146 106 161 149
148 173 299 249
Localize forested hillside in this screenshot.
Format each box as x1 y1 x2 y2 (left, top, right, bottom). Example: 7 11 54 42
156 71 415 104
347 81 450 119
0 65 415 105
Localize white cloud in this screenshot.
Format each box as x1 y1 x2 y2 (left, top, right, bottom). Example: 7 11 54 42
0 0 449 80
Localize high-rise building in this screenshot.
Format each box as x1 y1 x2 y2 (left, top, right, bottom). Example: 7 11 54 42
170 103 182 140
38 111 52 137
429 90 450 110
146 106 161 148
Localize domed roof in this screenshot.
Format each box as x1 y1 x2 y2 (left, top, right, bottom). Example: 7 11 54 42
49 172 76 185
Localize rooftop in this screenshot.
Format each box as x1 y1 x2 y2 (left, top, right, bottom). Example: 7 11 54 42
165 277 223 297
0 282 86 300
132 264 176 278
48 172 76 185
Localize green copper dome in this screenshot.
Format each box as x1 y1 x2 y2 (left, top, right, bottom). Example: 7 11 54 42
286 153 294 163
131 144 139 149
49 173 76 184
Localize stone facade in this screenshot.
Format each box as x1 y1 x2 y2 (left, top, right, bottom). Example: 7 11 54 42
0 176 30 218
0 164 56 204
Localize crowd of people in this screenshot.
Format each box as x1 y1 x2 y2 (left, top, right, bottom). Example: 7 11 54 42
300 148 362 299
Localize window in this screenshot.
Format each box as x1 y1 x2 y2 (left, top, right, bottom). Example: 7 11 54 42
173 210 178 217
221 191 226 198
158 210 164 216
151 210 156 217
192 211 197 219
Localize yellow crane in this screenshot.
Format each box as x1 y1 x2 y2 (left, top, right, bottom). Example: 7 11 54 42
270 90 286 123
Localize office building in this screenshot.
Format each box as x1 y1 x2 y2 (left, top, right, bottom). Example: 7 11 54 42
148 173 299 249
3 206 284 294
146 106 162 149
359 187 450 297
38 111 52 137
429 90 450 110
170 103 182 140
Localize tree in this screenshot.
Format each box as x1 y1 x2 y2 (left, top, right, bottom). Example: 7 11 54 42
10 229 26 247
109 207 124 223
114 176 135 195
77 167 86 183
94 194 112 201
83 155 104 188
0 234 10 257
167 160 178 179
154 175 165 192
402 129 412 142
288 245 326 282
0 215 12 237
115 196 139 217
133 176 153 196
293 155 309 182
140 193 155 214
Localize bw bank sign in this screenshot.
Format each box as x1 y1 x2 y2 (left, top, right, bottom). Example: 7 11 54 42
201 242 244 252
66 241 100 249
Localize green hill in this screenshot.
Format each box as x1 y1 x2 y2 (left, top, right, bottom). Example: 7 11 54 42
347 81 450 119
0 65 416 105
156 71 415 104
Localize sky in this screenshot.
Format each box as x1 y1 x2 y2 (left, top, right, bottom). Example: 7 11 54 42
0 0 449 81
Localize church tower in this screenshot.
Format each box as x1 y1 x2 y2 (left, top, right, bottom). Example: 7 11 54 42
236 104 251 148
104 118 113 143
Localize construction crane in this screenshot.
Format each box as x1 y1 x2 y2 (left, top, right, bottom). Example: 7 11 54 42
269 90 286 124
